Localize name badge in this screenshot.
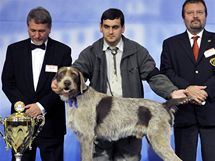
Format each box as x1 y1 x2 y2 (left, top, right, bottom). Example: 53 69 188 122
45 65 58 72
204 48 215 58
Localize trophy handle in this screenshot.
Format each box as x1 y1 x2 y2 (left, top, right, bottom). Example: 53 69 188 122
0 117 5 138
0 117 11 150
32 115 45 141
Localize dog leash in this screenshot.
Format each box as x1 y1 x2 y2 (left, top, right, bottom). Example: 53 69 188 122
107 77 114 96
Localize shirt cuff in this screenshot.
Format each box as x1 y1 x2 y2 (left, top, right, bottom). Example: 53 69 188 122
36 102 46 115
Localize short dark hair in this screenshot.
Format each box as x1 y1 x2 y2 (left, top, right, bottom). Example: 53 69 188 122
100 8 125 27
182 0 207 18
27 7 52 28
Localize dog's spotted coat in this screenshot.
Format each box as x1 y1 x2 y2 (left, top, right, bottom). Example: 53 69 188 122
54 66 188 161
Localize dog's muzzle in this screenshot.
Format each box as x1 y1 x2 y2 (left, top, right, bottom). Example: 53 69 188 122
62 80 79 98
63 80 71 91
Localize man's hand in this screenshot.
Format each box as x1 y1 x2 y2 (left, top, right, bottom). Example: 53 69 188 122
51 79 61 94
170 89 187 99
25 103 42 118
185 85 208 105
51 79 70 98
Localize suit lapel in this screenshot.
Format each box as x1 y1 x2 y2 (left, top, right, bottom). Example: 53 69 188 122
24 39 36 93
197 30 213 63
36 38 54 92
179 32 196 64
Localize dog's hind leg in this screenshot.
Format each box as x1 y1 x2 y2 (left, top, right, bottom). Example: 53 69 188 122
146 122 182 161
79 135 94 161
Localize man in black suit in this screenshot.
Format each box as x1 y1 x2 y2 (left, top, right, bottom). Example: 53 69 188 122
160 0 215 161
1 7 72 161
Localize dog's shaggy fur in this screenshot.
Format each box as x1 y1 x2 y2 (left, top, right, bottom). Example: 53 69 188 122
54 66 187 161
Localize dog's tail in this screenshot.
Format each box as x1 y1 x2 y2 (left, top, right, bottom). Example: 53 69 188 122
162 97 190 126
162 97 190 113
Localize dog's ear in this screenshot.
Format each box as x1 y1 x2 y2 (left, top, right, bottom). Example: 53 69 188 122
53 66 66 81
78 71 87 93
53 70 58 80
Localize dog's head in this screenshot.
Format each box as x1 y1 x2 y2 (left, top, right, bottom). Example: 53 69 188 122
54 67 87 100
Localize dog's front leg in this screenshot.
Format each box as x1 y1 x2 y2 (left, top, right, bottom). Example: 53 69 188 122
79 135 94 161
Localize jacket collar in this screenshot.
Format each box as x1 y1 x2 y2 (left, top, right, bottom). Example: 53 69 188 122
180 29 212 64
95 35 137 60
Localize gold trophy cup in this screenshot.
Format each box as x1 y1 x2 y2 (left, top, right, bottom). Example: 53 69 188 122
0 101 45 161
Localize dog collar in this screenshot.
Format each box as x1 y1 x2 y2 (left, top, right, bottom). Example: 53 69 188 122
67 87 90 108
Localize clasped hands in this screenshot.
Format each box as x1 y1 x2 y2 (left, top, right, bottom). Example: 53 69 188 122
170 85 207 106
185 85 207 105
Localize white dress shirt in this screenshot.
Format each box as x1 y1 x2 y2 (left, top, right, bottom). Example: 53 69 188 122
103 39 124 97
187 30 203 47
31 41 47 114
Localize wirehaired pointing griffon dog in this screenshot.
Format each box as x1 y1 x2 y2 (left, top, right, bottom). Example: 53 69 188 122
54 66 187 161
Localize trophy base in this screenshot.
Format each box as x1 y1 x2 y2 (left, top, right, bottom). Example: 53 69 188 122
14 153 22 161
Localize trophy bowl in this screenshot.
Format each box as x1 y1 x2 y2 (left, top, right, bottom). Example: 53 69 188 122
0 101 45 161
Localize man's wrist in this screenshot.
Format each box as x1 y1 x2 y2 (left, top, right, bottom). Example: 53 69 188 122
36 102 46 115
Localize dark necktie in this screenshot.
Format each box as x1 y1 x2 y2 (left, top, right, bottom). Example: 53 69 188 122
31 43 46 50
192 36 199 61
108 47 118 75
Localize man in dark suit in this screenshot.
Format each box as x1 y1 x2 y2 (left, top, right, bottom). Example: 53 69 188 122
1 7 72 161
160 0 215 161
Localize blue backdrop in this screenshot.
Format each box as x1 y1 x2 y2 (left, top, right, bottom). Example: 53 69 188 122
0 0 215 161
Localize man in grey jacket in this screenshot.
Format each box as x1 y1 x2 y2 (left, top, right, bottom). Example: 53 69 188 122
52 8 186 161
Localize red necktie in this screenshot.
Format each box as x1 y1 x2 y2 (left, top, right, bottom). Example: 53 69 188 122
192 36 199 61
